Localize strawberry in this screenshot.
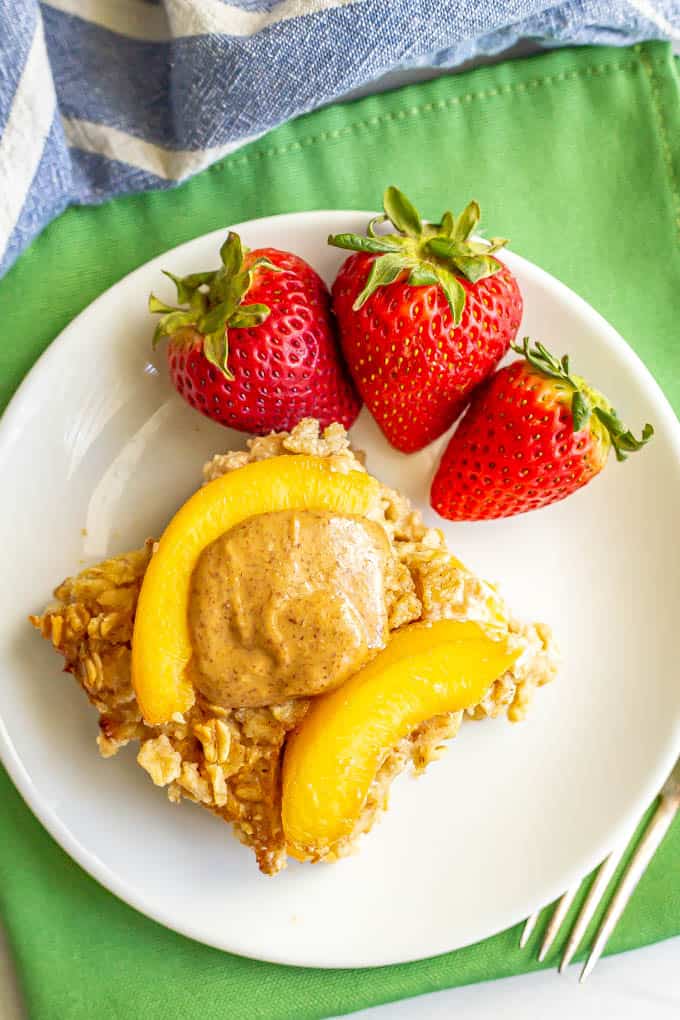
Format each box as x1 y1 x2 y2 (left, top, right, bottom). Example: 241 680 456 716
431 339 653 521
149 232 361 435
328 186 522 452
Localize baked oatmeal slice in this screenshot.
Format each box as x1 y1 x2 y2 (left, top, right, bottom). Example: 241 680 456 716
31 418 557 873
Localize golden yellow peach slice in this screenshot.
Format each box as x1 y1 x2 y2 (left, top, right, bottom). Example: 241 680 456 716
282 620 519 859
131 456 380 725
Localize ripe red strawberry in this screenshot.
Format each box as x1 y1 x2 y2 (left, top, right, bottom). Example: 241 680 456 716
149 232 361 434
328 186 522 452
431 339 653 521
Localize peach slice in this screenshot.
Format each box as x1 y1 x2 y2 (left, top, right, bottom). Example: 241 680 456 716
281 620 519 859
131 456 380 725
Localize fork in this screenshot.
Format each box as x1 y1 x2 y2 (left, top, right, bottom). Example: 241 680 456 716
520 755 680 981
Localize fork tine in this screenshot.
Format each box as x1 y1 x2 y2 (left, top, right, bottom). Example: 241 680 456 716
558 843 627 973
519 911 539 948
537 883 580 962
580 795 679 982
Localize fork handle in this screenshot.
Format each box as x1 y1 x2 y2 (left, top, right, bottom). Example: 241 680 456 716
580 793 679 982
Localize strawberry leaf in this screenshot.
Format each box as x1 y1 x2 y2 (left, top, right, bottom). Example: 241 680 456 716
148 312 182 348
219 232 244 278
162 270 214 304
408 265 439 287
512 338 575 384
151 311 194 347
152 320 167 348
452 253 502 284
440 211 455 236
199 296 237 336
149 294 178 315
453 201 480 242
425 237 503 284
180 270 218 290
463 238 507 256
229 303 270 329
203 328 235 382
571 389 591 432
328 233 402 254
229 270 252 306
434 267 467 326
248 256 281 275
367 214 388 238
383 186 423 238
593 408 654 462
353 253 409 309
148 294 199 347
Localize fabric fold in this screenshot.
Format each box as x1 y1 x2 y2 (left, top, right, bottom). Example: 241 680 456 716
0 1 679 272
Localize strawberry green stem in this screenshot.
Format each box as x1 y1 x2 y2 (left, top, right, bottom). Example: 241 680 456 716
327 186 507 325
148 232 278 381
512 338 654 461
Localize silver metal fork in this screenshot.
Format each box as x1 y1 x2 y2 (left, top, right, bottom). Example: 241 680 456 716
520 755 680 981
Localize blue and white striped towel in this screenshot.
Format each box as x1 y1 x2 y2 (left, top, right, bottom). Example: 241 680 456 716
1 0 679 276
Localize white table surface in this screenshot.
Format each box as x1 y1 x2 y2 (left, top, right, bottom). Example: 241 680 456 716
346 937 680 1018
3 40 679 1020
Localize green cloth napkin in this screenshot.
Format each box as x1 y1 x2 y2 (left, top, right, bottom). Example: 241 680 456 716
1 40 679 1020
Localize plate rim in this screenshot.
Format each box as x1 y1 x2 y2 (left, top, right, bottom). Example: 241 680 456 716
1 209 680 969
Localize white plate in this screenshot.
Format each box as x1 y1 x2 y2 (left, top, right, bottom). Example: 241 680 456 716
1 212 679 969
